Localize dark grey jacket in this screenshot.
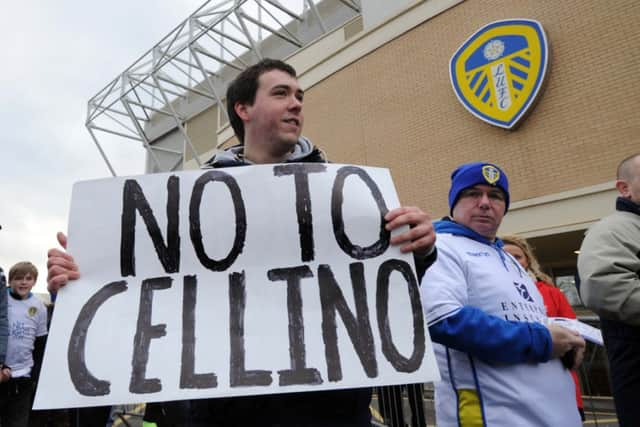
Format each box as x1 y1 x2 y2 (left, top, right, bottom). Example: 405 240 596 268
148 138 374 427
0 267 7 366
203 136 326 168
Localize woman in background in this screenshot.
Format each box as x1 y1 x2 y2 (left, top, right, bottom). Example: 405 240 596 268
501 234 585 421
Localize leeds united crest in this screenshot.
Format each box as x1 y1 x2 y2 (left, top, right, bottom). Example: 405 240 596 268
450 19 549 129
482 165 500 184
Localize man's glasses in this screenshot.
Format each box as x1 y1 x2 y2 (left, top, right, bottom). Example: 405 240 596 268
459 188 506 203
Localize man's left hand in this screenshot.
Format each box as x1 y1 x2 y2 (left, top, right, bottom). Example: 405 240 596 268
385 207 435 256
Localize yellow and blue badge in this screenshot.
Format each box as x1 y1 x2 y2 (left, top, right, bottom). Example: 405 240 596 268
450 19 549 129
481 165 500 184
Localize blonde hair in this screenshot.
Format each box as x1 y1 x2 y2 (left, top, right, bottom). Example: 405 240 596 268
501 234 554 285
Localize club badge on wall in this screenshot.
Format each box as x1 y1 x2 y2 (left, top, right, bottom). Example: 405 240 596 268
450 19 549 129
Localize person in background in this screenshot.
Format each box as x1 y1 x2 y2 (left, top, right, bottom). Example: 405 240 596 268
47 242 110 427
28 293 72 427
0 262 47 427
502 234 585 420
578 152 640 427
0 262 10 384
421 161 585 427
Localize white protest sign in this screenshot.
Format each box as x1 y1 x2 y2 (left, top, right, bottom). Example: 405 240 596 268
548 317 604 346
35 163 439 409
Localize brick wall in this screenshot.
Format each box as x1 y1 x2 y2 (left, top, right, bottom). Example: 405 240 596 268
302 0 640 217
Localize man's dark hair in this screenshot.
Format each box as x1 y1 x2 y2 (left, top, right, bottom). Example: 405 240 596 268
226 58 297 143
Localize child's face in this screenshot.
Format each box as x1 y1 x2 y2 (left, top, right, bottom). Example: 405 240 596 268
10 273 36 299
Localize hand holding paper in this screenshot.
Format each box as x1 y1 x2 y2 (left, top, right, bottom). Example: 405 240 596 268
548 317 604 346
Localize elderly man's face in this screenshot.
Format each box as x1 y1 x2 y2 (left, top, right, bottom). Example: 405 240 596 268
452 184 507 240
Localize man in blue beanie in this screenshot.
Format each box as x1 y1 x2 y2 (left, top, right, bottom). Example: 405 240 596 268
420 161 586 427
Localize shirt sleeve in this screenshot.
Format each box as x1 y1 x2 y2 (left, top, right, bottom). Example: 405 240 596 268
429 306 553 364
420 236 467 326
414 246 437 282
36 301 48 337
578 219 640 325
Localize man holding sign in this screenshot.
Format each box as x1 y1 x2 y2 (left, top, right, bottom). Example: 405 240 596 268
46 59 437 427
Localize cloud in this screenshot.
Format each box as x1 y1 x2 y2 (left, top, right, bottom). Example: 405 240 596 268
0 0 212 292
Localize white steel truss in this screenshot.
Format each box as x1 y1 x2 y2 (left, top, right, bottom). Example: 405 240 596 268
86 0 361 176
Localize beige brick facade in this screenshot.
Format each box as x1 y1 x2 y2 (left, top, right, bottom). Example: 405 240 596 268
301 0 639 217
178 0 638 272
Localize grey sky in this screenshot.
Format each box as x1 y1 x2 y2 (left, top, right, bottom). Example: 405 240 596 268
0 1 204 292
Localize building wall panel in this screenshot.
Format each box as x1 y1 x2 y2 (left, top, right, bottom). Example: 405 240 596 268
302 0 640 217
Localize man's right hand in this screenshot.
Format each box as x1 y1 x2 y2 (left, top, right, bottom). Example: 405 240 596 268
547 323 586 368
0 366 11 383
47 232 80 293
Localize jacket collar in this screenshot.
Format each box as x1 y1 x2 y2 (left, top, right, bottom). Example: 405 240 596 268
434 217 504 249
203 136 325 168
616 197 640 216
7 288 32 300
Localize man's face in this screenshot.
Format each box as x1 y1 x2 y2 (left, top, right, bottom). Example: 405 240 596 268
452 184 507 240
10 273 36 299
617 156 640 204
239 69 304 150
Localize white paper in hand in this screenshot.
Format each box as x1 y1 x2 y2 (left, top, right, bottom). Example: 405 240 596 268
548 317 603 346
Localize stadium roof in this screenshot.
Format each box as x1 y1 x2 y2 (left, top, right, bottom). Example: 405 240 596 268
86 0 361 175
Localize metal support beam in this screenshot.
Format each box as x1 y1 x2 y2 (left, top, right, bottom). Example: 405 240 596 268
87 126 117 177
151 73 203 168
121 99 163 171
86 0 362 175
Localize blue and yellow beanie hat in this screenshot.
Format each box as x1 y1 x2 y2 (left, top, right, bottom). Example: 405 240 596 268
448 162 510 214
